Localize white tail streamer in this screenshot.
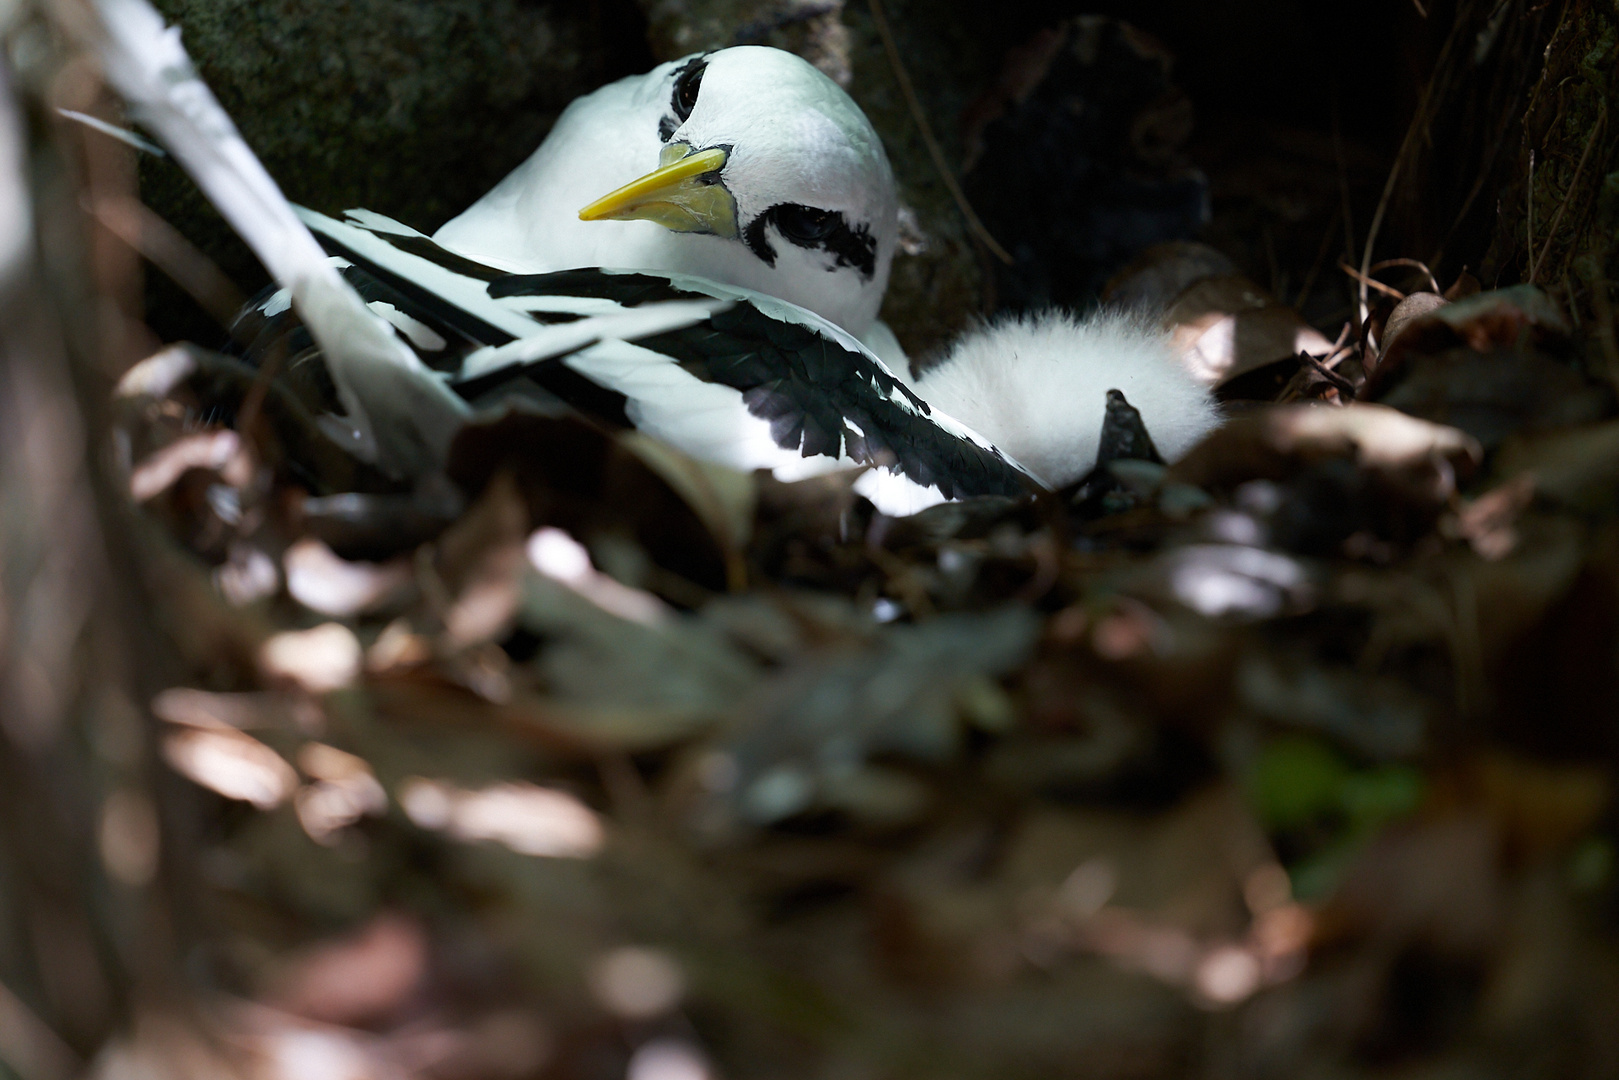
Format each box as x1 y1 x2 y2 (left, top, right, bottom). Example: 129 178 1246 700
88 0 468 476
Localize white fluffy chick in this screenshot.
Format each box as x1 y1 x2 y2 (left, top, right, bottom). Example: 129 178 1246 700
909 310 1221 488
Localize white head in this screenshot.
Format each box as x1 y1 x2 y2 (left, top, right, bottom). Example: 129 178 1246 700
578 47 899 336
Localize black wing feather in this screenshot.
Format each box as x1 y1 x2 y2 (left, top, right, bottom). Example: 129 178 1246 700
238 213 1037 503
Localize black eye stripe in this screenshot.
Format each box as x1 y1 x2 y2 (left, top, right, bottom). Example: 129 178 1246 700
669 56 707 125
742 204 878 280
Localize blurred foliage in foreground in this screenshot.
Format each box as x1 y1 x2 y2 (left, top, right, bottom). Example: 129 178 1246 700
4 1 1619 1079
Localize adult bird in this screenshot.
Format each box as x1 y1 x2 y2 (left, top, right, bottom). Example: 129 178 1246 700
432 47 906 363
238 209 1038 517
430 45 1221 475
91 0 1205 517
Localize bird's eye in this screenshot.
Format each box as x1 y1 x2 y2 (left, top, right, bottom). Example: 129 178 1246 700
671 60 705 122
774 204 838 244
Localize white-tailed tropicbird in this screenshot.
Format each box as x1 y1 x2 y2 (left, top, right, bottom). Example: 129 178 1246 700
240 209 1040 517
90 0 1214 508
428 46 1220 479
432 47 903 361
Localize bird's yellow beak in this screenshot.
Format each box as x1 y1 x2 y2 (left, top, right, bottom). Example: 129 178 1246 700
578 144 737 238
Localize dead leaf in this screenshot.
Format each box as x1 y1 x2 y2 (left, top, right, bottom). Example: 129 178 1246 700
259 623 363 694
265 912 428 1027
284 538 413 618
162 727 298 809
129 429 249 501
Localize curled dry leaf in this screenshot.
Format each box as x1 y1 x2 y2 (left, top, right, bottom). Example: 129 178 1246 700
259 623 363 694
1172 403 1481 490
162 727 298 810
1163 276 1337 388
284 538 412 618
265 912 428 1027
152 687 309 730
129 428 250 501
1377 291 1448 362
446 413 732 593
1365 286 1608 447
1372 284 1571 379
1107 242 1336 387
398 778 605 858
617 432 756 562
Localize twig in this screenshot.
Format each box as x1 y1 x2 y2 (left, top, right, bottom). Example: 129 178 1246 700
1357 2 1472 321
1534 98 1606 276
867 0 1014 265
1370 257 1441 294
88 195 245 325
1301 352 1358 397
1339 260 1406 299
1527 148 1536 282
1319 321 1354 369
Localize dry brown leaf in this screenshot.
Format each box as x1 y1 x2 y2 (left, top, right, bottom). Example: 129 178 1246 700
162 727 298 810
618 431 756 565
259 623 363 695
435 472 531 651
1171 402 1481 490
128 429 249 501
264 912 428 1027
283 538 413 618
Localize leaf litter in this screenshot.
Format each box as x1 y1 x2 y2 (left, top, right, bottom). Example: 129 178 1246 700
107 256 1619 1079
20 4 1619 1079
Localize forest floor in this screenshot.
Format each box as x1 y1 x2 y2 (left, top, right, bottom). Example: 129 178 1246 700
4 2 1619 1079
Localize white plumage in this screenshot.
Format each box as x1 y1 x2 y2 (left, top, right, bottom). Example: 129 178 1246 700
911 310 1221 488
264 209 1039 516
91 0 1221 514
89 0 468 478
433 47 902 362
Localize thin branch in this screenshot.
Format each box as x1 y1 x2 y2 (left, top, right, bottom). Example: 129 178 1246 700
867 0 1014 265
1527 148 1537 282
1339 260 1407 299
1357 0 1475 320
1369 257 1442 294
88 195 245 326
1301 351 1359 397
